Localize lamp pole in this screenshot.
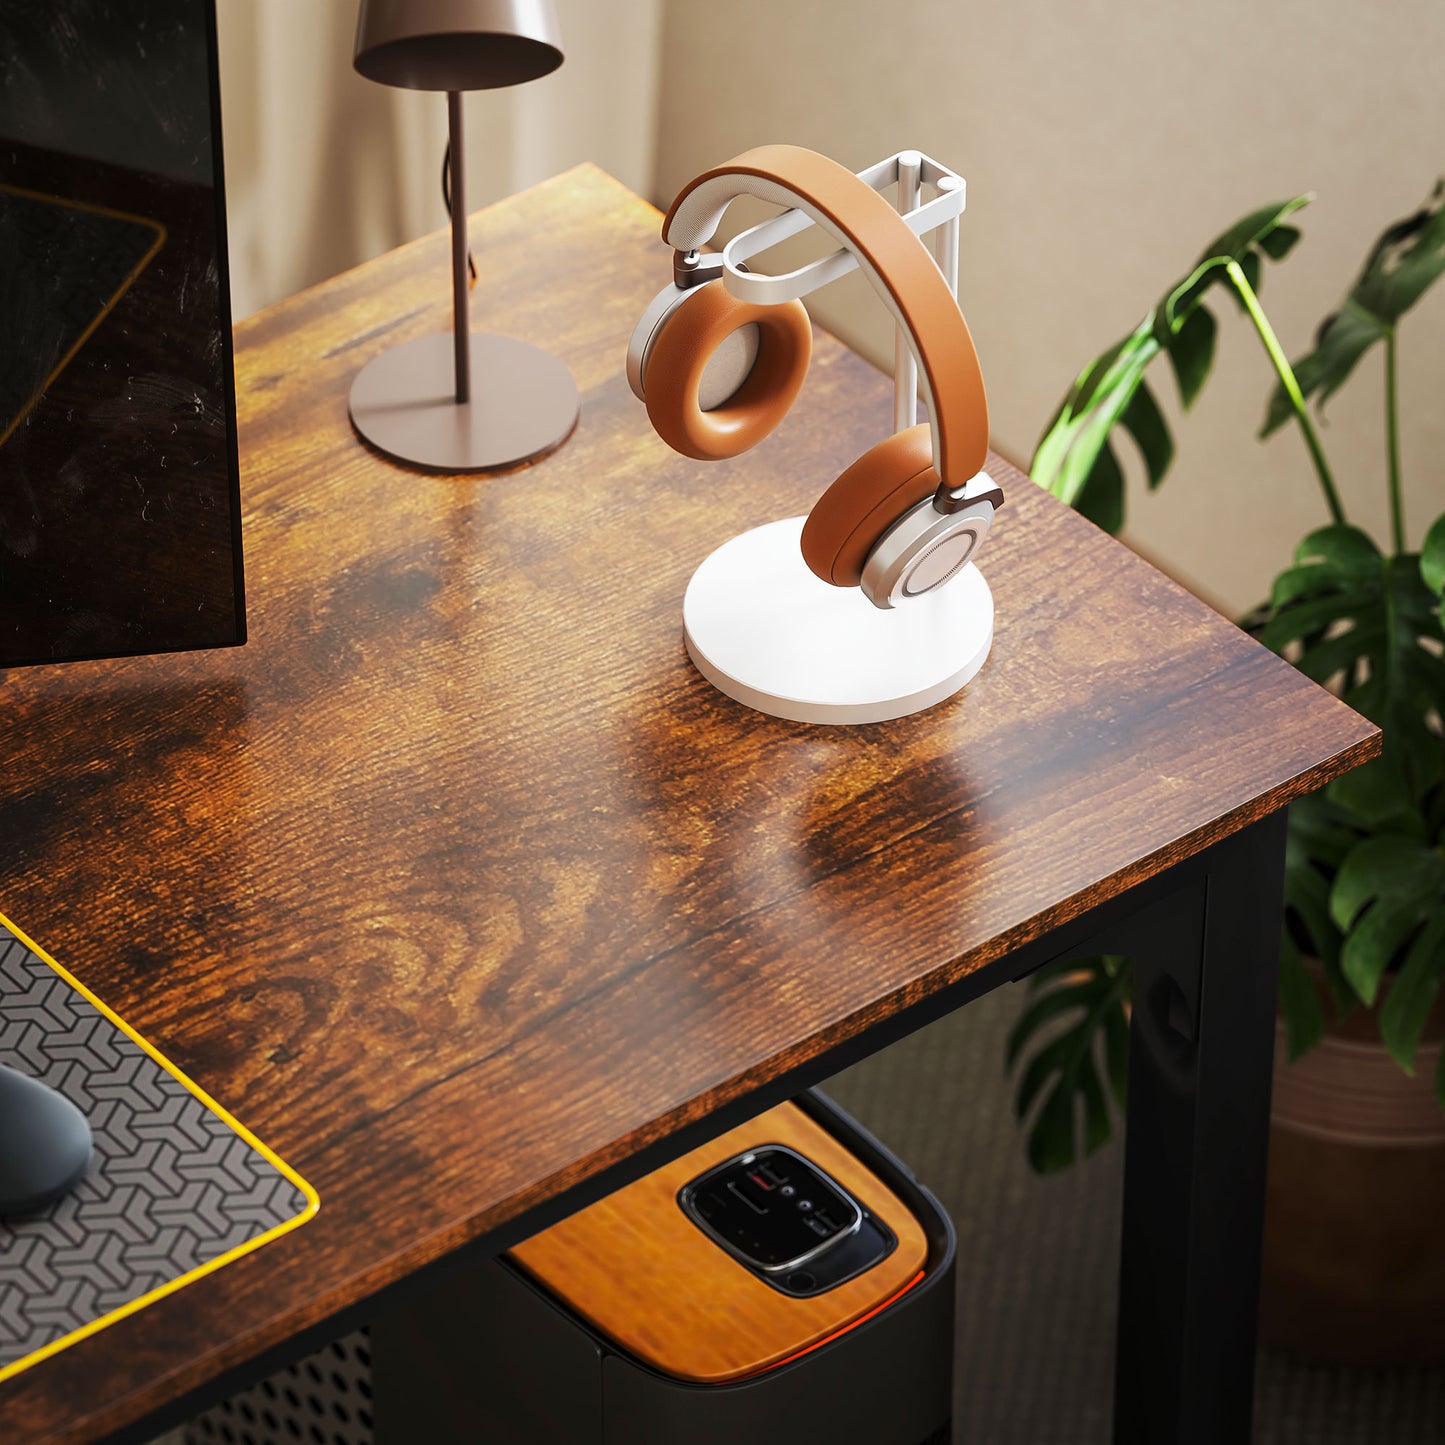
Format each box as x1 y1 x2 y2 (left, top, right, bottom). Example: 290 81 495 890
448 90 470 405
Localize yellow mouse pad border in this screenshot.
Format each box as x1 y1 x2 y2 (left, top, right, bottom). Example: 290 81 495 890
0 910 319 1386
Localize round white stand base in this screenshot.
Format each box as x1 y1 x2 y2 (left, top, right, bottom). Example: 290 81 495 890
682 516 994 725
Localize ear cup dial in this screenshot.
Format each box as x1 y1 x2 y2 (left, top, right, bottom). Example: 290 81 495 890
858 495 995 609
644 284 811 461
799 424 938 587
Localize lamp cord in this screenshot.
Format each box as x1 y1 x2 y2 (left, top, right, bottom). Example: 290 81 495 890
442 141 478 286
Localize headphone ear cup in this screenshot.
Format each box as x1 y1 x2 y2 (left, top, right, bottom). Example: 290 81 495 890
644 282 811 461
800 424 938 587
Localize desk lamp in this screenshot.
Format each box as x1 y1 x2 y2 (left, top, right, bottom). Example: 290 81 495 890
350 0 580 472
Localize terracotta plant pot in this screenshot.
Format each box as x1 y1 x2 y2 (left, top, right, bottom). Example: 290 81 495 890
1259 963 1445 1364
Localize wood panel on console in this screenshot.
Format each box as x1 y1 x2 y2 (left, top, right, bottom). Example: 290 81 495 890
509 1101 928 1383
0 165 1377 1442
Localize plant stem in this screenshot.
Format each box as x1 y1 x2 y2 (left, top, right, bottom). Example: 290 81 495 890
1225 259 1346 527
1385 328 1405 554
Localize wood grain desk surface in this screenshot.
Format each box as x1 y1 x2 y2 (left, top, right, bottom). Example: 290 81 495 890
0 166 1378 1442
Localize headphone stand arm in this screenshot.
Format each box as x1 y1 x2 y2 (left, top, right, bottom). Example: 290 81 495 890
892 153 922 435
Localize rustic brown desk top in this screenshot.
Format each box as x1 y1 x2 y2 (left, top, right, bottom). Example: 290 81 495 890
0 166 1377 1442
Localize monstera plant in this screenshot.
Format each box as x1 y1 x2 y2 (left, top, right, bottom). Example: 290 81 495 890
1010 181 1445 1174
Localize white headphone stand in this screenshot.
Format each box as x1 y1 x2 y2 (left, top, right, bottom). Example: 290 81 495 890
679 150 994 726
684 517 992 725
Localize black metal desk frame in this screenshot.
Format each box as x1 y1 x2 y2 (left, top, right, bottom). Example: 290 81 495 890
100 809 1286 1445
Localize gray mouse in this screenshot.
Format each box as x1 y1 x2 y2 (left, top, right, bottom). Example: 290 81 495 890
0 1064 92 1217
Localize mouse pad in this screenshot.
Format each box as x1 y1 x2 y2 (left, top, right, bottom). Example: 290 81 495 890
0 912 318 1385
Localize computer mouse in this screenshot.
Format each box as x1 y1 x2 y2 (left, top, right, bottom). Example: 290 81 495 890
0 1063 92 1217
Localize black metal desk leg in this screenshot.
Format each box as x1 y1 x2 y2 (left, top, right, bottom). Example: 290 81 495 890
1113 811 1288 1445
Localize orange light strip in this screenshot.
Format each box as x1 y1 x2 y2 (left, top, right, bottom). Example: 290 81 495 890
755 1266 928 1377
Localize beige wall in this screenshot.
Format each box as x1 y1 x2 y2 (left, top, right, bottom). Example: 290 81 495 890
654 0 1445 613
215 0 664 319
214 1 1444 614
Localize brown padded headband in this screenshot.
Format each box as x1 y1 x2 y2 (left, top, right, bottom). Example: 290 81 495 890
662 145 989 492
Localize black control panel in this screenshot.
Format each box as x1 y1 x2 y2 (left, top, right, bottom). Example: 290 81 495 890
678 1145 895 1297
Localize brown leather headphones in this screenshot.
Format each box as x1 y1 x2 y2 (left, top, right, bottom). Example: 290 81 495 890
628 145 1001 608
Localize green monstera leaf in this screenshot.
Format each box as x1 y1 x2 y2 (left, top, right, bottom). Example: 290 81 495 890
1252 527 1445 1075
1031 197 1309 533
1278 790 1367 1058
1005 955 1131 1173
1330 833 1445 1102
1262 180 1445 437
1243 192 1445 1085
1013 182 1445 1172
1254 525 1445 822
1423 512 1445 598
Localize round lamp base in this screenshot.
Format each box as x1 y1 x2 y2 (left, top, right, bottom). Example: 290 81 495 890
349 332 579 473
682 516 994 726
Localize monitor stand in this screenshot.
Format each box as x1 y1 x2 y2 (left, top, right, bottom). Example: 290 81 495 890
0 1063 92 1217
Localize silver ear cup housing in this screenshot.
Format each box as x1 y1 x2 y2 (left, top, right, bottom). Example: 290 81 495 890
627 281 693 403
859 493 995 610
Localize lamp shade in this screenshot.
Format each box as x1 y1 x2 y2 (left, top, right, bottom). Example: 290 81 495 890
353 0 564 92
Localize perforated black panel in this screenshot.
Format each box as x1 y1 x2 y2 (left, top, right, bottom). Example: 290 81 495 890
185 1331 374 1445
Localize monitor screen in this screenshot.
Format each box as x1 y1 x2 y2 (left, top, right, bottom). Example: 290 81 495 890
0 0 244 668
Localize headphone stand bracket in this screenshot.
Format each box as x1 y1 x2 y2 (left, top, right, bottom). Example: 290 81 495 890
721 148 963 432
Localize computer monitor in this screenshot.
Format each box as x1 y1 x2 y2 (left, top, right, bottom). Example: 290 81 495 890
0 0 244 668
0 0 241 1214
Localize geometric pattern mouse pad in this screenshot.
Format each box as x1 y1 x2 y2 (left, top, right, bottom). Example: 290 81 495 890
0 913 319 1385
